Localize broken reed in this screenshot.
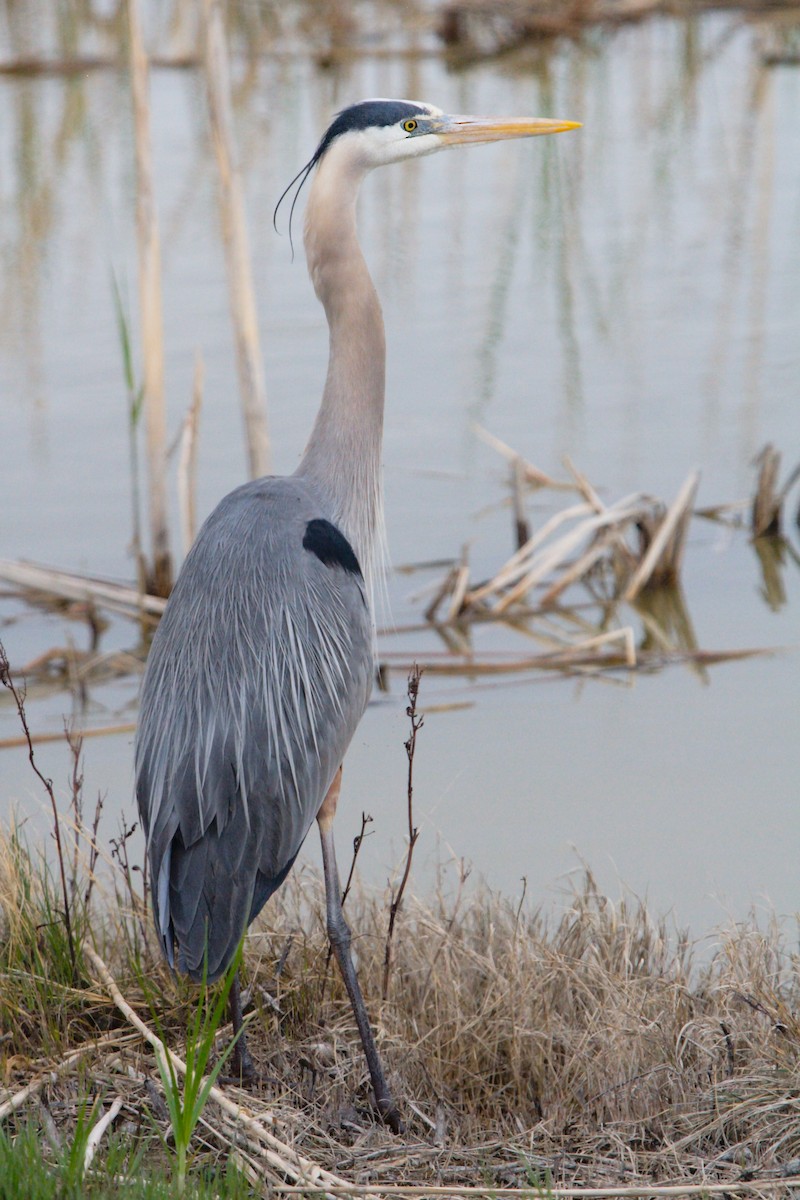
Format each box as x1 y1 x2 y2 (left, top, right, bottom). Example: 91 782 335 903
424 438 800 627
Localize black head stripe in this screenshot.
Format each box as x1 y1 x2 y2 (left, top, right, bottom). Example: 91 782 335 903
313 100 427 161
303 519 362 577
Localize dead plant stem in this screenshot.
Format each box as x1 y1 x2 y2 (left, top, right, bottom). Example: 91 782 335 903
382 665 422 1001
128 0 172 596
0 639 78 982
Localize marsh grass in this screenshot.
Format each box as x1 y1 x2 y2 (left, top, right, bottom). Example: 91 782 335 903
152 944 244 1196
2 643 800 1196
2 801 800 1196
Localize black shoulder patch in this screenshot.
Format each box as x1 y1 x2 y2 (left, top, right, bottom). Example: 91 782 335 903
303 519 362 577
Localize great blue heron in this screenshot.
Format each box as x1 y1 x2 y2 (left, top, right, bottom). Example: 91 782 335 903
136 99 579 1132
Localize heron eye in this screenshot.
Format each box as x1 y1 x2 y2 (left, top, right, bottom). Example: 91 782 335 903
403 119 418 133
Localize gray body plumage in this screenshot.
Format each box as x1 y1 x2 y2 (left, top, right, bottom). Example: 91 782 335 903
136 475 372 981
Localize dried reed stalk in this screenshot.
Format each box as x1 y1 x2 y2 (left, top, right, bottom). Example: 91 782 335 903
0 723 137 752
474 424 572 489
0 559 166 620
178 352 204 555
623 471 700 600
463 501 595 610
752 445 782 537
83 1096 123 1172
0 1032 128 1121
491 496 646 614
202 0 270 479
128 0 172 597
511 456 531 548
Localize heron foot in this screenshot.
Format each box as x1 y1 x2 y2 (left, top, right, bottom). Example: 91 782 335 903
376 1096 405 1135
220 1037 267 1088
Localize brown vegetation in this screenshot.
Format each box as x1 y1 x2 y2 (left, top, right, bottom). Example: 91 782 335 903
3 830 800 1193
0 639 798 1197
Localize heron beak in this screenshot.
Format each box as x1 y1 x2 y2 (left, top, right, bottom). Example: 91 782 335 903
435 115 581 146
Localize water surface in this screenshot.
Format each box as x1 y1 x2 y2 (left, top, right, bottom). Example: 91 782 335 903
1 6 799 936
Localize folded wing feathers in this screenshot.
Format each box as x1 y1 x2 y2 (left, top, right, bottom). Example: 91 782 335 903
136 502 372 980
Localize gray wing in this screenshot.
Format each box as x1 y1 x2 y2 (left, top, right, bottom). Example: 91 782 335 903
135 477 373 982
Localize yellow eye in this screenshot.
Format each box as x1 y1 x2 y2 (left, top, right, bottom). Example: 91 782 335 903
403 119 418 133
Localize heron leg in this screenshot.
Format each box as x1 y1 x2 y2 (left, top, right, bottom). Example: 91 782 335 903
228 971 257 1083
317 768 404 1135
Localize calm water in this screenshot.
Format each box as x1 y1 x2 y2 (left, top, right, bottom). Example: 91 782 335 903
1 5 799 937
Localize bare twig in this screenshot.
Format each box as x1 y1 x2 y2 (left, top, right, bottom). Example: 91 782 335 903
322 811 373 998
0 640 78 982
382 666 423 1001
67 724 85 901
178 352 204 555
341 812 373 910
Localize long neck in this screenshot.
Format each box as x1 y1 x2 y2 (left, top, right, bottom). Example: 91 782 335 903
295 148 385 590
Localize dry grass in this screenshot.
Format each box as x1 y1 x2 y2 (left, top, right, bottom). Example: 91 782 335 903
2 806 799 1195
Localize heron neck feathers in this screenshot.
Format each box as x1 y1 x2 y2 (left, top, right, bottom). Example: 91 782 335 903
296 146 385 591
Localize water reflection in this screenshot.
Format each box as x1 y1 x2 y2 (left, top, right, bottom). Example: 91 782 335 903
1 2 799 931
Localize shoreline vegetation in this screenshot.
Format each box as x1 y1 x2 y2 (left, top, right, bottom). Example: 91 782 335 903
2 647 800 1197
1 0 799 78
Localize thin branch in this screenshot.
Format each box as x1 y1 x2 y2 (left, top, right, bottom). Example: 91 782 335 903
0 640 78 982
382 665 423 1001
341 811 373 910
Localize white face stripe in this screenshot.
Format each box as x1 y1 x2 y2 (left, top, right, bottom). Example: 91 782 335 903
317 113 450 173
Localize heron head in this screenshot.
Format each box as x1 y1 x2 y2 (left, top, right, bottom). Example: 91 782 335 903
312 99 581 170
274 99 580 245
